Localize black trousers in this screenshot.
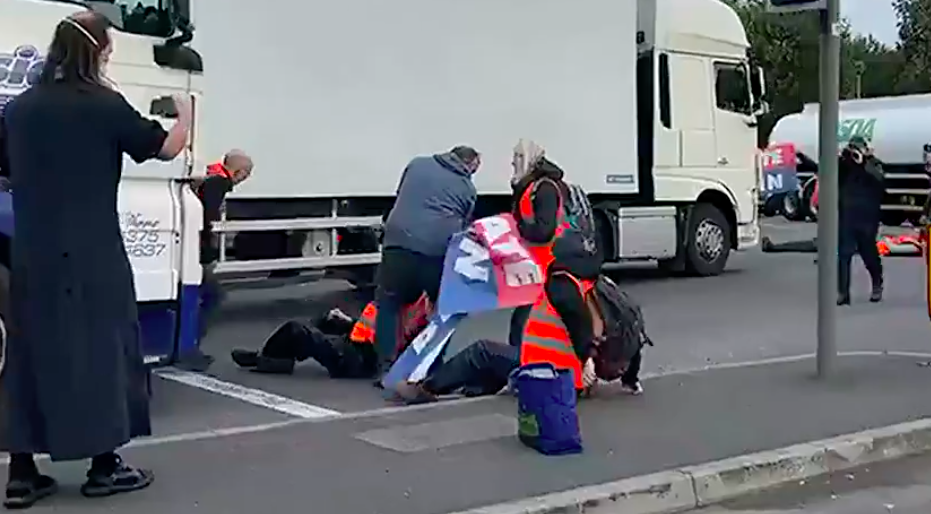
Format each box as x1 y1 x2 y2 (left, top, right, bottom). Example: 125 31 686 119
422 340 645 396
508 305 531 347
838 220 882 296
262 317 378 379
424 340 519 396
373 247 444 365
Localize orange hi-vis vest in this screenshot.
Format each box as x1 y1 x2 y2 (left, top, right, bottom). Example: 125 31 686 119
348 294 432 352
206 162 233 180
520 273 595 390
518 178 568 274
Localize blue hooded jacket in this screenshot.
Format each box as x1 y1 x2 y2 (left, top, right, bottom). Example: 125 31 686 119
383 151 477 257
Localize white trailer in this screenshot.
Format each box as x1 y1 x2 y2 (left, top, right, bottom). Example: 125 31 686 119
7 0 765 299
770 94 931 226
1 0 204 363
190 0 765 283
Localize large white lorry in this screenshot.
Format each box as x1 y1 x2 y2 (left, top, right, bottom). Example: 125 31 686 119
189 0 765 283
770 95 931 226
1 0 204 363
5 0 764 318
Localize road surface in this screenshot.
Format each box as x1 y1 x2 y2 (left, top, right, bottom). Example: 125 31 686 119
7 217 931 513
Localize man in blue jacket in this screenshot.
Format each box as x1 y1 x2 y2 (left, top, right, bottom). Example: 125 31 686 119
373 146 480 382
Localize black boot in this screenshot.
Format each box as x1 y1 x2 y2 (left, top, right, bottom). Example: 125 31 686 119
870 281 884 303
80 453 153 498
4 454 57 509
837 293 851 306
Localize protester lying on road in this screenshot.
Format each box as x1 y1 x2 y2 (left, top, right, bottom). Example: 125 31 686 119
231 294 431 377
392 268 649 404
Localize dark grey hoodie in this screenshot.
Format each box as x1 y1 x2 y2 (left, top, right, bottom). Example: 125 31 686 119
383 151 477 257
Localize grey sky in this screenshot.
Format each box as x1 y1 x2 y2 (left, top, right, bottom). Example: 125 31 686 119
843 0 899 45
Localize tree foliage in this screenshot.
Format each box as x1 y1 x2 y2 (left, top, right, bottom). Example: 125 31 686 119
721 0 928 144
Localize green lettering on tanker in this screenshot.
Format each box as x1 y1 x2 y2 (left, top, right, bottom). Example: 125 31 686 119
837 117 876 143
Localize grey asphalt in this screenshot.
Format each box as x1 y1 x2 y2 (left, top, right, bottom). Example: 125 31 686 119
8 217 931 512
187 217 931 415
700 451 931 513
15 354 931 513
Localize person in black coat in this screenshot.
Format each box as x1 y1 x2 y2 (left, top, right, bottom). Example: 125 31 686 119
837 136 884 305
0 12 190 507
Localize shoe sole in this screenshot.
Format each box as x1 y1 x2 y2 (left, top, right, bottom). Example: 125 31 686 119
3 482 58 509
80 470 154 498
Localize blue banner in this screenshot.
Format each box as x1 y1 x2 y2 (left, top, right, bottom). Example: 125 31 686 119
383 214 545 389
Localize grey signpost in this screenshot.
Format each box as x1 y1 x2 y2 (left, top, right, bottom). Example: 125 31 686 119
768 0 839 377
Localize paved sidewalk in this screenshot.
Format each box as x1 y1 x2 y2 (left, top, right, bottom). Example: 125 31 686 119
15 354 931 513
700 453 931 513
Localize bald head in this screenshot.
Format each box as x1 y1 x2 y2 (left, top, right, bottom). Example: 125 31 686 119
222 149 253 184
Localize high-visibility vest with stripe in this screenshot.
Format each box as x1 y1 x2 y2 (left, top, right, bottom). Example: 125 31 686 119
349 301 378 344
517 178 567 274
348 294 431 352
520 273 594 390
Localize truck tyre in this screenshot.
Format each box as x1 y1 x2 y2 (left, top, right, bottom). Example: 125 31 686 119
802 179 818 222
782 190 804 221
0 263 9 377
685 203 730 277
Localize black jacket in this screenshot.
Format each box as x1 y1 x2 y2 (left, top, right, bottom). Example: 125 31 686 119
838 153 884 225
511 157 567 244
198 175 233 264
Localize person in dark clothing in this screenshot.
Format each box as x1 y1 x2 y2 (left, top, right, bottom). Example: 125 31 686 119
393 262 642 404
180 151 253 372
837 137 884 305
507 140 568 347
374 146 479 380
0 12 191 507
230 294 430 377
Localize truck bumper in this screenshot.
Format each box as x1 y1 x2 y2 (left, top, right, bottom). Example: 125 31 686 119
737 222 760 250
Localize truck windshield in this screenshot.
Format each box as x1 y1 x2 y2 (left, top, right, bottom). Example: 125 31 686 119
40 0 173 38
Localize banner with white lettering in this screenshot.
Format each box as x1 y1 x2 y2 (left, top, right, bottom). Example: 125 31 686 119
382 214 545 390
761 143 799 199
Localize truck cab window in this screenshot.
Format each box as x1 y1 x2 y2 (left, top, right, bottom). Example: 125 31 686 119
40 0 172 38
714 63 751 115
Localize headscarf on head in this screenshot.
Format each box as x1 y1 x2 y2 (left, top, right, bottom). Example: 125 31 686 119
511 139 545 186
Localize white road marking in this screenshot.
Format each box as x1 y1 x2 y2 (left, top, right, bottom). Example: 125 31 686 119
155 369 341 419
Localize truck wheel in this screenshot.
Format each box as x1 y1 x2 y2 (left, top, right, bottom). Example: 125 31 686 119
761 195 780 217
782 191 804 221
0 263 9 377
802 180 818 222
685 203 730 277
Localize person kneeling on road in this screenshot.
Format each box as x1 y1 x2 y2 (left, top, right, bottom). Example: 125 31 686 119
231 294 431 377
393 267 648 404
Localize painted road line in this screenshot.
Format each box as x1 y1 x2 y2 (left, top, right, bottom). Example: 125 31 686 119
155 368 341 419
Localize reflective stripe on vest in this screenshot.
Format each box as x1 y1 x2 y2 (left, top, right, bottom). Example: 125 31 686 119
349 302 378 344
517 178 567 274
347 296 430 346
520 273 594 390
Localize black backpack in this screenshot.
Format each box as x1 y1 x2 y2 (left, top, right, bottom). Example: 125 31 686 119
590 275 653 363
552 182 599 265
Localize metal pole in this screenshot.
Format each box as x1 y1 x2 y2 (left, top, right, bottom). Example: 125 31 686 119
816 0 840 378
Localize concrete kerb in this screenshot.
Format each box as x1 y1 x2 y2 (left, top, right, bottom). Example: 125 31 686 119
449 417 931 514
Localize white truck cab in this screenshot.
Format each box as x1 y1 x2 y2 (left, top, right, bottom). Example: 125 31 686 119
0 0 205 364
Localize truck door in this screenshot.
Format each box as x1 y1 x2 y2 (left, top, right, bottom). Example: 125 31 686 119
711 61 757 224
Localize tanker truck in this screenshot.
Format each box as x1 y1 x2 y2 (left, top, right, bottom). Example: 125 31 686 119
769 94 931 226
189 0 765 283
1 0 205 364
